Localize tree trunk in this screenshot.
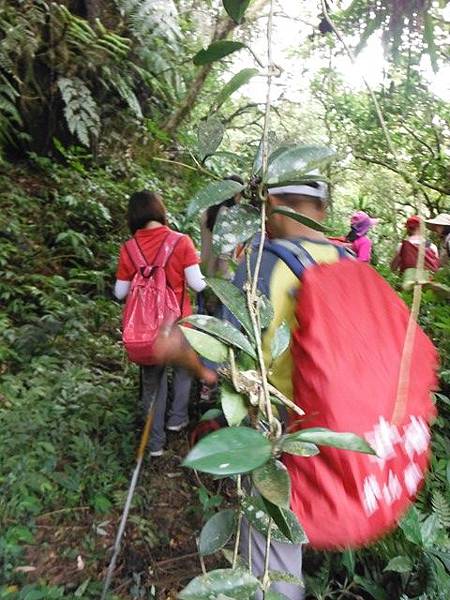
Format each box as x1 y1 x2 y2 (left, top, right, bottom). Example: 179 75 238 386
162 16 236 140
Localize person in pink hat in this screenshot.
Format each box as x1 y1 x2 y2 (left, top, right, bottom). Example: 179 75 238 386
346 210 379 262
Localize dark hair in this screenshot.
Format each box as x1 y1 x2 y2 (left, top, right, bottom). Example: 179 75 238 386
205 174 244 231
442 225 450 237
127 190 167 234
346 227 358 243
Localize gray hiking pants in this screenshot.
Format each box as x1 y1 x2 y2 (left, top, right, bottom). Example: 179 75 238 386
140 365 192 452
239 518 304 600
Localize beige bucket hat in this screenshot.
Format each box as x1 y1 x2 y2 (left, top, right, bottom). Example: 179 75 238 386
425 213 450 227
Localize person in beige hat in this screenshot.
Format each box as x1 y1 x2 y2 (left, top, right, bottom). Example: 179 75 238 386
425 213 450 266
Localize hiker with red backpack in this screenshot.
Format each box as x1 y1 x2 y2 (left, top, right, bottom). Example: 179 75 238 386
391 215 440 287
114 190 207 457
230 168 436 598
147 146 437 598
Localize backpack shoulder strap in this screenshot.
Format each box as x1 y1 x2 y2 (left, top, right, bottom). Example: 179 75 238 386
124 238 147 270
264 239 314 278
265 239 352 278
153 232 183 268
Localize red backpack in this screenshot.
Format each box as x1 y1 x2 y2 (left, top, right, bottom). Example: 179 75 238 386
265 241 438 549
122 233 182 365
399 240 440 272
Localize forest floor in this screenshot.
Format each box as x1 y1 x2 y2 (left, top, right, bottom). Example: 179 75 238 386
19 427 227 599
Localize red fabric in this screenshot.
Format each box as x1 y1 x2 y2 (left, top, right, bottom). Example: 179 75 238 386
116 226 199 317
122 233 182 365
399 240 440 273
284 260 437 549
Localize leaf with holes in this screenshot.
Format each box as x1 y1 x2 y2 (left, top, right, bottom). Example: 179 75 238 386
193 41 246 66
182 427 271 475
284 427 375 454
199 509 237 555
180 326 228 363
181 315 256 358
187 180 244 218
271 207 328 233
271 321 290 360
252 459 291 508
214 68 259 110
212 204 260 256
221 385 248 427
178 567 260 599
207 278 254 340
197 115 225 161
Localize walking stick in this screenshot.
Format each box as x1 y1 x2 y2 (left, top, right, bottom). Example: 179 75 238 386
101 398 156 600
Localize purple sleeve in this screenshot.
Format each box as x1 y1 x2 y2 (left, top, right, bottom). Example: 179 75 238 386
353 236 372 262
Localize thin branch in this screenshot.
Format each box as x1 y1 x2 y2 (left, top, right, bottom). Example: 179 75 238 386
354 155 450 195
151 157 221 180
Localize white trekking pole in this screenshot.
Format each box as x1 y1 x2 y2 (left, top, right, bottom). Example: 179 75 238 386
101 397 156 600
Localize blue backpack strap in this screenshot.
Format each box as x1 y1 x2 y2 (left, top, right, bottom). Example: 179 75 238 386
264 239 352 277
263 239 313 278
335 244 352 259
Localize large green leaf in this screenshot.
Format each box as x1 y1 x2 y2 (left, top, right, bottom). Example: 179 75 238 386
221 385 248 426
212 204 260 255
199 509 237 555
270 321 290 360
284 427 375 454
266 145 336 185
264 592 290 600
242 496 307 544
187 180 245 218
181 315 256 358
223 0 252 23
399 506 422 545
214 68 259 110
278 437 319 457
252 459 291 508
198 115 225 161
193 41 246 66
180 326 228 363
383 556 413 573
178 567 260 599
271 207 329 233
182 427 271 475
207 278 254 340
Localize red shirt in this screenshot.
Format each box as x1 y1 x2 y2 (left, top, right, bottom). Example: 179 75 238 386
116 226 200 317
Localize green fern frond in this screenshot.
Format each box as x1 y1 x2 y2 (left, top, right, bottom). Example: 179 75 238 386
110 74 143 119
432 491 450 529
57 77 100 147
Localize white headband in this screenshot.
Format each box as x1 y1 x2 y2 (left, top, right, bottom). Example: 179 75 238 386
267 183 328 200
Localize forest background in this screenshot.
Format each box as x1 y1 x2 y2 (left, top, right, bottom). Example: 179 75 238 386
0 0 449 599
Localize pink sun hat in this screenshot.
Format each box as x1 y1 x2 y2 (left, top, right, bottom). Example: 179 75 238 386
351 211 379 237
